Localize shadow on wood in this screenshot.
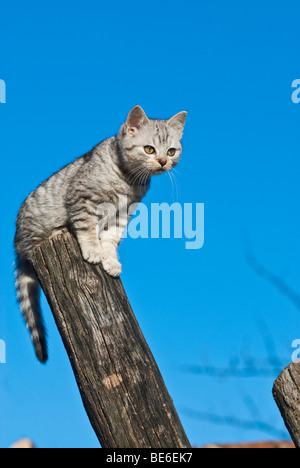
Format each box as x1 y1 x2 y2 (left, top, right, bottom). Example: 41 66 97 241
273 361 300 448
32 230 191 448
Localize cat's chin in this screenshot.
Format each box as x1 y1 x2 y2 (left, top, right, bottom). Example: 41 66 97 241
151 167 169 176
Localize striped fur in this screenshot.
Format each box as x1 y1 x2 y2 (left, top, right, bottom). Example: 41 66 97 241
14 106 187 362
15 256 48 363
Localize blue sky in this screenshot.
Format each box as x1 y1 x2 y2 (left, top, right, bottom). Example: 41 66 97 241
1 0 300 448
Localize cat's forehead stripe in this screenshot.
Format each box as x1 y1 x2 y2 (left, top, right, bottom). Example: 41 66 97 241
152 121 169 145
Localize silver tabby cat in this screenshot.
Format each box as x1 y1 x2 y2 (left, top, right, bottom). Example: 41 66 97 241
14 106 187 362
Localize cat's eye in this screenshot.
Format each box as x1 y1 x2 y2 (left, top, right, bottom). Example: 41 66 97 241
167 148 176 157
144 146 155 155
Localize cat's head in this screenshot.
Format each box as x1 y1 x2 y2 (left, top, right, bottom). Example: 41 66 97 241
117 106 187 179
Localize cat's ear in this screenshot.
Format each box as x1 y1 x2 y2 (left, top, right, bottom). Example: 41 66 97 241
167 111 187 139
126 106 149 136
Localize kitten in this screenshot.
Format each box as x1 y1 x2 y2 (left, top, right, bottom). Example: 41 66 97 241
14 106 187 362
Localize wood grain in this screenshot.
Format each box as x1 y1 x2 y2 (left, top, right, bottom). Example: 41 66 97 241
32 230 191 448
273 361 300 448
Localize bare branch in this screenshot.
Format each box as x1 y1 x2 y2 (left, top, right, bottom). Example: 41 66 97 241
180 363 284 378
246 250 300 310
181 406 289 440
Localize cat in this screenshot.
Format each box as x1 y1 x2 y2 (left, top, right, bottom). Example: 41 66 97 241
14 105 187 362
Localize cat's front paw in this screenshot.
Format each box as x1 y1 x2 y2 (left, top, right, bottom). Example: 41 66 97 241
82 248 102 264
102 257 122 277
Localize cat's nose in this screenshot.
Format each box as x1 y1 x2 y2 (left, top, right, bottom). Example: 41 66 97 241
158 158 167 167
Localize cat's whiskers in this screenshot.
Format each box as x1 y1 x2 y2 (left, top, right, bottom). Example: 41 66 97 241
132 168 146 187
172 168 182 176
167 172 174 199
126 165 146 186
168 171 177 200
169 170 181 200
139 169 150 193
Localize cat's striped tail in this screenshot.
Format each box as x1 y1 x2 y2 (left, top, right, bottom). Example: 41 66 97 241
15 256 48 363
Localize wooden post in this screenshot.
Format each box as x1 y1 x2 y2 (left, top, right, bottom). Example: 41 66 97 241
273 361 300 448
32 230 191 449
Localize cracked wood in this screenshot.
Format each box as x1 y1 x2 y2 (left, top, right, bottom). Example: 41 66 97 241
32 230 191 449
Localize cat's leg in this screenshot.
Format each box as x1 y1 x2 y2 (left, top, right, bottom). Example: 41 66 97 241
99 211 129 277
71 210 102 264
99 227 122 277
78 226 102 264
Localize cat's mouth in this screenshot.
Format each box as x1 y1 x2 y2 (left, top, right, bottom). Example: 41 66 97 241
152 166 169 175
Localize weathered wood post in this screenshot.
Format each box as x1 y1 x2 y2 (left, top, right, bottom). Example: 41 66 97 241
32 230 191 448
273 361 300 448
